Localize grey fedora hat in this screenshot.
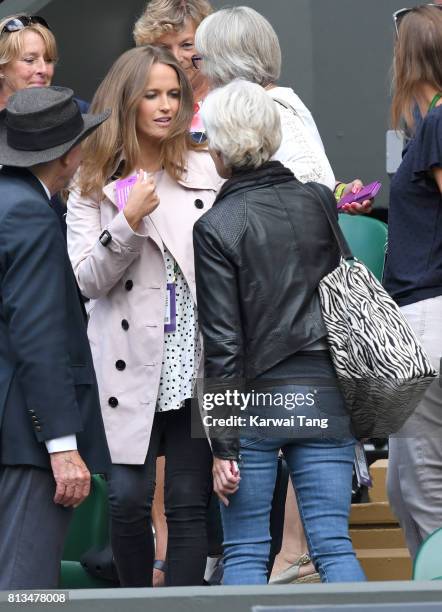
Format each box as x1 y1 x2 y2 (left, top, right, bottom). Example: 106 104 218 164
0 86 110 167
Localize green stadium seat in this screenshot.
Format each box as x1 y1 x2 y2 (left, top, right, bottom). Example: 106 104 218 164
59 474 111 588
60 560 112 589
413 527 442 581
338 214 388 282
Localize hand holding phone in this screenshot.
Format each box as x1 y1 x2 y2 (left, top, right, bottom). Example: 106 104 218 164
121 170 159 231
337 180 382 209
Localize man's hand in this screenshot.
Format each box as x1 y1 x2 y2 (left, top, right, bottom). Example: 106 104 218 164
49 450 91 508
213 457 241 506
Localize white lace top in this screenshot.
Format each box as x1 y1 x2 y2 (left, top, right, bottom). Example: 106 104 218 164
155 248 201 412
268 87 336 190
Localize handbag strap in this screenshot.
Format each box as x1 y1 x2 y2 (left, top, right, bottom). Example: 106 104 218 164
272 94 355 262
303 182 355 262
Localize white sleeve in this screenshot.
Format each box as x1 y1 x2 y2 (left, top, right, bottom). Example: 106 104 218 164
45 434 77 454
272 105 336 191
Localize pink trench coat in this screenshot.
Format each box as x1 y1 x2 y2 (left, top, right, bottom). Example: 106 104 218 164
67 151 222 464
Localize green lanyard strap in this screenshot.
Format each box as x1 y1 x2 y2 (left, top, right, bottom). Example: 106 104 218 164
428 93 442 112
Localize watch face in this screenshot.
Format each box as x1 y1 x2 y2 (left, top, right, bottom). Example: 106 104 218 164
100 230 111 246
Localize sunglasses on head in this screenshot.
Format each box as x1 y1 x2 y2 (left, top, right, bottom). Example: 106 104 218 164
393 4 442 35
1 15 50 35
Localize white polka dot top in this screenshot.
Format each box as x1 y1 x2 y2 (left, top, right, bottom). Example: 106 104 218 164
155 248 201 412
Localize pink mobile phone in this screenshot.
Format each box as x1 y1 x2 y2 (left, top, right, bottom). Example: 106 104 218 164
115 175 137 211
337 181 382 209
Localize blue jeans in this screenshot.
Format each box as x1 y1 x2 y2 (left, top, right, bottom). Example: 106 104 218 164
219 351 365 584
221 436 365 584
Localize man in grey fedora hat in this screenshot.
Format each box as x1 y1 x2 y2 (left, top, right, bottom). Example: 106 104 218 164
0 86 111 589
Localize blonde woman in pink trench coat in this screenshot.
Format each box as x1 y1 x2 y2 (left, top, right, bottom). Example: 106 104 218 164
67 46 222 587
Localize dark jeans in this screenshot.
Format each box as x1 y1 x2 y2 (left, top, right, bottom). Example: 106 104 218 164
107 401 212 587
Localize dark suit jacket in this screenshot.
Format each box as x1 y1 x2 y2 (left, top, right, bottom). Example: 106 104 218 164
0 166 110 473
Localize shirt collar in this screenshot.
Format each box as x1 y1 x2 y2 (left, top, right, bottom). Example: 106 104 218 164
34 175 51 200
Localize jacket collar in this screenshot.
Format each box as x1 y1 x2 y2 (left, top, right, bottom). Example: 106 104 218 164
214 161 295 204
0 165 51 202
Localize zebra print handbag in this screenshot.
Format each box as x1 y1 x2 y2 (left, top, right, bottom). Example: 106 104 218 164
306 182 437 438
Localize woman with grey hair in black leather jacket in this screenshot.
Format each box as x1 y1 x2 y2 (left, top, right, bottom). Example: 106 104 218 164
193 79 366 585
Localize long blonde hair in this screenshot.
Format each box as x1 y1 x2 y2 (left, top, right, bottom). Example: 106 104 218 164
0 14 57 68
392 5 442 132
133 0 212 45
78 45 196 197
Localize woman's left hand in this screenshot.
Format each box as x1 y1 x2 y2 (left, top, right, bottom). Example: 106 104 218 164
339 179 373 215
213 457 241 506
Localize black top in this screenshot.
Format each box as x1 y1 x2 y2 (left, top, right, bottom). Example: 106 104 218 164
384 106 442 306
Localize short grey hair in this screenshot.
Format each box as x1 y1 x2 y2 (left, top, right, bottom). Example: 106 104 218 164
201 80 282 170
195 6 281 87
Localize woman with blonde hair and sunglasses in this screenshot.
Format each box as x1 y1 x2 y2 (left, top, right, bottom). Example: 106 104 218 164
0 13 88 114
66 44 221 587
384 3 442 559
0 14 56 109
134 0 212 142
0 13 88 238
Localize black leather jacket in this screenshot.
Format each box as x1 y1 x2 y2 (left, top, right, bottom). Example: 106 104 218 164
193 161 340 459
